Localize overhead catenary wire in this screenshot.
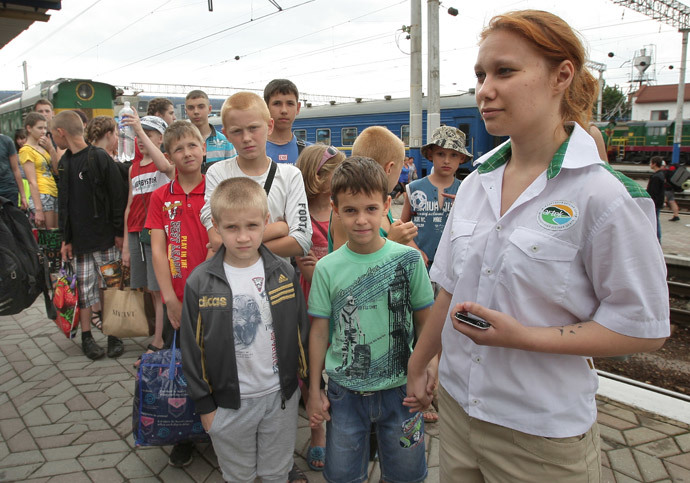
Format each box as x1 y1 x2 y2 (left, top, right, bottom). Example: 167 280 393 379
63 0 174 65
97 0 315 76
12 0 106 61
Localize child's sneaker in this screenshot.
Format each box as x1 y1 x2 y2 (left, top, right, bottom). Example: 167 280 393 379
168 441 194 467
82 335 105 360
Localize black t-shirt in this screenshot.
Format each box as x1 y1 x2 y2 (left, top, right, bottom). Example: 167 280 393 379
66 148 117 255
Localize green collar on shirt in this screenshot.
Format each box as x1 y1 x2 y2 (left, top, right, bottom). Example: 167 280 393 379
477 136 571 180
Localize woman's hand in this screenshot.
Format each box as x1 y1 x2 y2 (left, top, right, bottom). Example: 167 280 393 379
451 301 532 350
34 209 45 227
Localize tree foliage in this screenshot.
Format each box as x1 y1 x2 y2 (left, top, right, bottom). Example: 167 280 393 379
594 83 630 121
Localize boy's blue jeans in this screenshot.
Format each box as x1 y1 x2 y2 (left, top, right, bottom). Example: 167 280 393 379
324 380 427 483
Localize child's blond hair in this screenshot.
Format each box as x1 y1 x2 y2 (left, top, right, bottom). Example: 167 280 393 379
351 126 405 173
210 177 268 223
163 121 204 152
296 145 346 199
220 92 271 127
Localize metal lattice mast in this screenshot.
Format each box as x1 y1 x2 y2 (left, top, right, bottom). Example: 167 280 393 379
611 0 690 163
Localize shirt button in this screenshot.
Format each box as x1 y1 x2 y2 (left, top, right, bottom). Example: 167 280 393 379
486 268 492 275
474 356 481 364
531 245 539 252
496 225 501 231
472 399 479 405
188 204 191 207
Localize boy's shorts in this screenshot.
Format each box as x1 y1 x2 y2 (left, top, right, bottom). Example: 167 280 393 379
75 245 121 309
324 380 427 483
127 232 159 291
207 389 298 483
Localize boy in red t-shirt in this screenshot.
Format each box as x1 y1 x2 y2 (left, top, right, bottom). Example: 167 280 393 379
145 120 209 468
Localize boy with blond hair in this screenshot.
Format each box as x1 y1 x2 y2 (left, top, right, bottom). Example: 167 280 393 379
185 90 236 173
307 156 435 482
145 121 210 467
329 126 417 250
181 177 309 482
200 92 312 259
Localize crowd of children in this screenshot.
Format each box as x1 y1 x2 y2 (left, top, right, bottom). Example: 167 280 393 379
1 11 673 479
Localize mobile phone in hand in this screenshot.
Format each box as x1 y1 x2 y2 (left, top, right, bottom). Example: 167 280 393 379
454 312 491 330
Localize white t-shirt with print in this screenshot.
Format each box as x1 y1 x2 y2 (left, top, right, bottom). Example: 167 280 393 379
223 258 280 398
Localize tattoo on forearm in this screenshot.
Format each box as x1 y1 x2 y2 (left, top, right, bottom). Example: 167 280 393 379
556 324 585 336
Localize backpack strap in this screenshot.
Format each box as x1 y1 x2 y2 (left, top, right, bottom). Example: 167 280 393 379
264 161 278 196
296 138 307 156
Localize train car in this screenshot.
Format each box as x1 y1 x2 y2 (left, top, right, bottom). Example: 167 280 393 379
292 94 503 174
115 94 226 120
0 79 116 136
596 120 690 164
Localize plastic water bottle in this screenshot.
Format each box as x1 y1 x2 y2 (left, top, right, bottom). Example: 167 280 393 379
118 101 135 162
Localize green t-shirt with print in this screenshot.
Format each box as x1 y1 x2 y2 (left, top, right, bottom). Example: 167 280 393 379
308 240 434 392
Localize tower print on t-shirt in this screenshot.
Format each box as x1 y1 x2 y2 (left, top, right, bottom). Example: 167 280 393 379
334 261 413 382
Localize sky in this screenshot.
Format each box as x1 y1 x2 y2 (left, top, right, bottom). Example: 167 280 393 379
0 0 686 101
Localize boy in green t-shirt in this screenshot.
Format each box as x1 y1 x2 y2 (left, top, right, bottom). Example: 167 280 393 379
307 156 436 483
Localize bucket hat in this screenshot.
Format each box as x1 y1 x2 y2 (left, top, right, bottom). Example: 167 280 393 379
140 116 168 135
421 126 472 160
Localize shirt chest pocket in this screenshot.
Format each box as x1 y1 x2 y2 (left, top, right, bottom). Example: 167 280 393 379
450 219 477 280
498 227 579 304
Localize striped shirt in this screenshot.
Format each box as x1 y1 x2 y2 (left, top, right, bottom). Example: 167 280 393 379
202 124 236 174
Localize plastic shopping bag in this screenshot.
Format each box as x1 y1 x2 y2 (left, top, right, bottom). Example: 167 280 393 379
132 332 209 446
52 262 80 338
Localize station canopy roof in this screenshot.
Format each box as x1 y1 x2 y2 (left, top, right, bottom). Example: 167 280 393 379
0 1 61 51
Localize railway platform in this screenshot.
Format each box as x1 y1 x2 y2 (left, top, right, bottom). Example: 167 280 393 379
0 306 689 482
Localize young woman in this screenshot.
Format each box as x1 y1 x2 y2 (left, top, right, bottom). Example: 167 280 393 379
19 112 58 228
406 10 669 482
85 116 118 159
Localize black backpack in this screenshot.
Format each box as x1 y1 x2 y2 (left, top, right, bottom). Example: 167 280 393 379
0 196 56 318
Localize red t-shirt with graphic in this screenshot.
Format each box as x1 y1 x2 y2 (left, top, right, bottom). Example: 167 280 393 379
145 177 208 302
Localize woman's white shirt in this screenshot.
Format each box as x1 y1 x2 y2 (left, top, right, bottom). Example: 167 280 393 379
430 122 669 438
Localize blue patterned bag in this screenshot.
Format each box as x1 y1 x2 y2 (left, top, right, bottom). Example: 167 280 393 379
132 332 209 446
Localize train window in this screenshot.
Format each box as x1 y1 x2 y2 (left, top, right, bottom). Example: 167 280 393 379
341 127 357 146
647 126 667 137
316 128 331 145
294 129 307 142
401 125 410 146
76 82 94 101
457 123 470 137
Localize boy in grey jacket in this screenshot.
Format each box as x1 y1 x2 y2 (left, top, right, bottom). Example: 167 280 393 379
180 177 309 482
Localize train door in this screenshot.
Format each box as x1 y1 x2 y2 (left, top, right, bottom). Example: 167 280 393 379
452 118 477 173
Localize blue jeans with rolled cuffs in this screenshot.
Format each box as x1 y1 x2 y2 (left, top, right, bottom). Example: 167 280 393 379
323 379 427 483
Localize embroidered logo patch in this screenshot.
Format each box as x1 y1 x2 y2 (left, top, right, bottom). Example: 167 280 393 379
537 201 578 231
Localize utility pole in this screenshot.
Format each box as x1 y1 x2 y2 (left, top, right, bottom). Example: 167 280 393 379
611 0 690 164
410 0 423 167
427 0 440 139
586 60 606 122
